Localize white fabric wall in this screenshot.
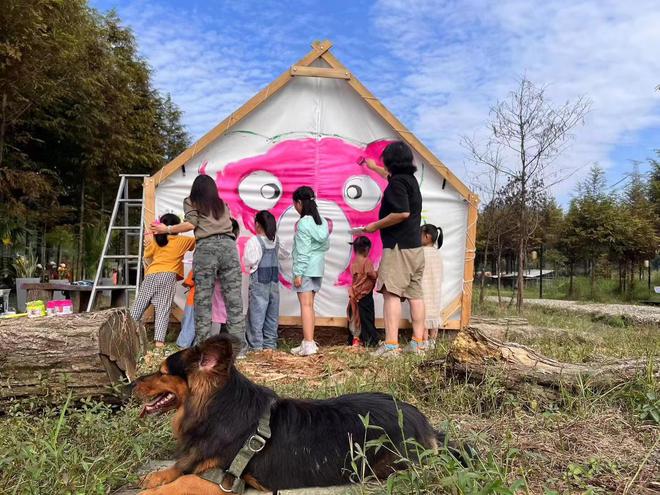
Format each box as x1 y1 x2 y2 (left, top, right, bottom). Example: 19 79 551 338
155 63 468 324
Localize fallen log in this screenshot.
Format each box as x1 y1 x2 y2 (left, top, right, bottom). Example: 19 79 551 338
425 326 659 393
0 309 146 407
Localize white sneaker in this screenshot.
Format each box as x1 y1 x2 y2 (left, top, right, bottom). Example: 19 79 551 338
297 340 318 356
290 344 302 355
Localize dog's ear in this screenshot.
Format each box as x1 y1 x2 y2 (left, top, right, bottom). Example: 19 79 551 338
197 335 237 372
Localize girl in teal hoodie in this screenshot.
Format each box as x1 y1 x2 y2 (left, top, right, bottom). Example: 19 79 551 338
290 186 330 356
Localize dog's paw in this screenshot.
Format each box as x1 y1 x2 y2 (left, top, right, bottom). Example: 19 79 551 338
141 468 180 489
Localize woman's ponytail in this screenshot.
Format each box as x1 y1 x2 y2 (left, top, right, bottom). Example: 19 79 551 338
421 223 443 249
293 186 322 226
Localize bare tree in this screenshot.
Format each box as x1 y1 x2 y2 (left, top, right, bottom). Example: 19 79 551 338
464 77 590 311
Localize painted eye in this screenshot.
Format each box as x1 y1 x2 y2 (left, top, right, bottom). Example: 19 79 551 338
343 175 381 212
238 171 283 210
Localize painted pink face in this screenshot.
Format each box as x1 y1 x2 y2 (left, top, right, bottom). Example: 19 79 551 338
215 137 392 286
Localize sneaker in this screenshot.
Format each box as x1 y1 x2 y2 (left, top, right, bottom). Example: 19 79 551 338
236 351 247 360
403 340 423 354
297 340 318 356
351 337 361 347
290 344 302 355
370 343 401 358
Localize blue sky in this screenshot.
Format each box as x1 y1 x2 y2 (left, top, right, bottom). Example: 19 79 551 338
91 0 660 205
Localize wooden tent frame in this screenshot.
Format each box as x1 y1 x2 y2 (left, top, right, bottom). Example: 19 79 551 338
144 40 479 330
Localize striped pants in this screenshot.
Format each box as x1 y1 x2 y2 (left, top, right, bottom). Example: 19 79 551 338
130 272 177 342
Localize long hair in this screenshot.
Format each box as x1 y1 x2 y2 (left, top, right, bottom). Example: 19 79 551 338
382 141 417 175
189 175 225 220
255 210 277 241
292 186 322 225
421 223 443 249
155 213 181 247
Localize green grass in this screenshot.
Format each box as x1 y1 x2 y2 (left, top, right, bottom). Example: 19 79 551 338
482 273 660 304
0 303 658 494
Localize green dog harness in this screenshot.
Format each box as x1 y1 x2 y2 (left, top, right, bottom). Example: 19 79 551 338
200 398 275 494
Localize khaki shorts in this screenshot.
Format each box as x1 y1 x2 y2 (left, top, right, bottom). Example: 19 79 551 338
376 246 425 300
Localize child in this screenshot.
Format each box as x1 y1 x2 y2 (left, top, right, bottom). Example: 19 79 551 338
243 210 290 351
131 213 195 347
176 219 239 348
175 270 228 348
421 224 444 349
346 236 379 347
290 186 330 357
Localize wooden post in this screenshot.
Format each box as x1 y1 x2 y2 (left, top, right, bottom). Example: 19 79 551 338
143 176 156 226
460 194 479 329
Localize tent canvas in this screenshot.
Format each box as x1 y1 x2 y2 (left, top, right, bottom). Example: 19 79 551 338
145 40 478 330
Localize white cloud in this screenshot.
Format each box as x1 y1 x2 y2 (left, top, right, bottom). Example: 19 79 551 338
112 0 316 139
370 0 660 202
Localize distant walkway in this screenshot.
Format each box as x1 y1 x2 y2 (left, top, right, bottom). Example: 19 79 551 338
485 297 660 326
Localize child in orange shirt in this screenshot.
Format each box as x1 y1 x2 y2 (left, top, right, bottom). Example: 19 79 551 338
176 270 228 348
130 213 195 347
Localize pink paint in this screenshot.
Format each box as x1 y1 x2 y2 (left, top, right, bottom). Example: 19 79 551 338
216 138 393 286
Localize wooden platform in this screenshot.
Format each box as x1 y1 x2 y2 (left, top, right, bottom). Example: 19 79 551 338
113 460 358 495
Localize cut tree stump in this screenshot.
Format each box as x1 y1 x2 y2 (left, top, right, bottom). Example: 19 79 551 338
0 309 146 407
424 326 659 393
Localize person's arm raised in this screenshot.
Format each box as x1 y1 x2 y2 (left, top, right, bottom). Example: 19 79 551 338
363 158 389 179
151 222 195 235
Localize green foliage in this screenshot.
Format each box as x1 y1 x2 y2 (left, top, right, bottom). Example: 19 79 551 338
0 0 190 276
0 396 173 494
349 413 525 494
12 251 38 278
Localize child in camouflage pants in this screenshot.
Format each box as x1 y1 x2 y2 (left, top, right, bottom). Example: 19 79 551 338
193 219 245 354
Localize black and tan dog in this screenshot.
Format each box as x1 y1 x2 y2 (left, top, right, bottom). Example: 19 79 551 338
133 335 469 494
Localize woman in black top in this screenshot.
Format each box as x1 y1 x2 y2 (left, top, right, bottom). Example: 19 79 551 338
362 141 426 356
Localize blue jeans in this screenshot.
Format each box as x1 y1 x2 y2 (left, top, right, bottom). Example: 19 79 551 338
176 304 196 348
246 273 280 350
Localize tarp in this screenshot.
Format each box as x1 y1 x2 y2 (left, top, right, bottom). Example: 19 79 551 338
155 61 467 324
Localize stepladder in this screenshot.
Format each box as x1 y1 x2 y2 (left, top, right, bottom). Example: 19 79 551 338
87 174 150 312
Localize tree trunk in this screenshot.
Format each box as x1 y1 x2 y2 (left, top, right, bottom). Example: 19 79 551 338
590 257 596 298
0 93 7 167
496 251 502 305
433 327 660 395
568 262 574 298
0 308 146 407
77 174 86 280
479 242 489 304
516 236 525 312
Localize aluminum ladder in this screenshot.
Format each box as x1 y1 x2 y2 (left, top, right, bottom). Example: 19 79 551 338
87 174 150 312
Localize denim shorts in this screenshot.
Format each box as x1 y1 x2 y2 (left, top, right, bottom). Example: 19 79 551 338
294 276 323 293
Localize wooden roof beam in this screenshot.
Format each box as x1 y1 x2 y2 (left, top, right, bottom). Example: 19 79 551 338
290 65 350 79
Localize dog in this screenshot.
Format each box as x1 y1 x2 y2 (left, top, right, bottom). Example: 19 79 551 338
132 335 470 494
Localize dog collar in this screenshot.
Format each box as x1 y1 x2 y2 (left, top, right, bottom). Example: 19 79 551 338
200 397 276 494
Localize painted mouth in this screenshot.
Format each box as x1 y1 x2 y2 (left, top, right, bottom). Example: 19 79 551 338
140 392 178 417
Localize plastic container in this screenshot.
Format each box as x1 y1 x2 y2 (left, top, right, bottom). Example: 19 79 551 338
46 300 74 316
46 300 58 317
59 299 73 315
26 300 46 318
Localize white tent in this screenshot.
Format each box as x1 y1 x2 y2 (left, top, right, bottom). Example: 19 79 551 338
145 40 478 330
